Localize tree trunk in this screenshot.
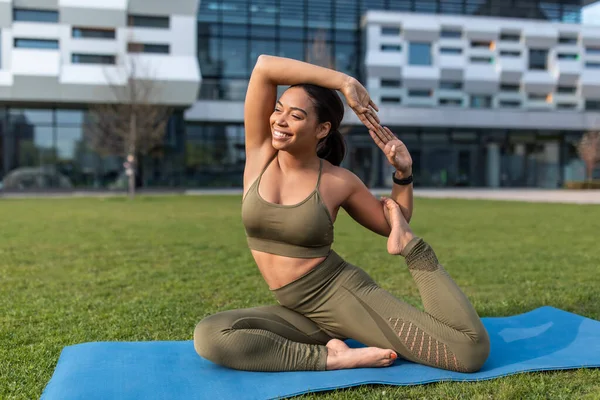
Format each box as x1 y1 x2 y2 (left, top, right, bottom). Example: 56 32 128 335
129 113 137 200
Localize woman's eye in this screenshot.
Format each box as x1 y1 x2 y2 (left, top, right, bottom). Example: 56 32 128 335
292 115 301 119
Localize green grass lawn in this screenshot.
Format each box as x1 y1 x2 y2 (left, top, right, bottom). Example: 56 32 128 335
1 195 600 399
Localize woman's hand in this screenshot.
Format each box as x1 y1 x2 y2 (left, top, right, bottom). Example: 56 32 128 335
340 76 380 132
369 126 413 176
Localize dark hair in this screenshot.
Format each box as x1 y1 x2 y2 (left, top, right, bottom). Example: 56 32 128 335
290 84 346 166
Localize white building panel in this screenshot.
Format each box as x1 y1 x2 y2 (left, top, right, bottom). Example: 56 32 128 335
551 59 582 85
401 18 439 41
523 25 558 47
0 28 12 70
439 54 465 80
0 0 200 106
12 22 61 39
59 0 127 9
496 56 525 81
128 0 199 16
522 71 556 93
402 66 439 88
12 50 60 76
365 51 402 78
14 0 58 9
0 0 11 28
362 10 600 121
464 21 499 41
170 15 197 56
581 26 600 46
580 70 600 98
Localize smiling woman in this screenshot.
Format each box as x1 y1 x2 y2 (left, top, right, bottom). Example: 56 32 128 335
193 54 489 375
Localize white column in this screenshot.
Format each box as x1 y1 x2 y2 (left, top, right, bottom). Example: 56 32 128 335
486 142 500 188
543 141 560 188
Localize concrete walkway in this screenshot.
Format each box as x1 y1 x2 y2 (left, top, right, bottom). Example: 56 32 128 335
186 188 600 204
2 188 599 204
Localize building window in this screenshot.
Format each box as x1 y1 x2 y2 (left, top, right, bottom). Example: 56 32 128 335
586 47 600 55
558 36 578 45
470 95 492 108
381 26 400 36
499 50 520 57
13 8 59 23
471 40 492 49
500 83 520 92
529 49 548 70
557 53 578 60
528 93 548 101
127 43 170 54
470 56 493 64
499 100 521 108
585 100 600 110
380 44 401 52
556 103 577 109
499 33 520 42
440 47 462 55
127 15 170 29
557 86 577 94
440 81 462 90
13 38 59 50
71 53 116 65
408 42 432 66
439 98 462 106
408 89 432 97
381 79 401 88
72 27 116 39
440 29 461 39
585 62 600 69
381 96 401 103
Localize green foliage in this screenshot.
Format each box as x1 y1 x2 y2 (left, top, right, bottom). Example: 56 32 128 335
1 196 600 399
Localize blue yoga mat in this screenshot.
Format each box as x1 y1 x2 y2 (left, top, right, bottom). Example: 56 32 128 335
42 306 600 400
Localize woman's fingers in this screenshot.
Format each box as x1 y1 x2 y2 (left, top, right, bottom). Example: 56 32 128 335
369 99 379 112
368 130 386 151
382 126 396 141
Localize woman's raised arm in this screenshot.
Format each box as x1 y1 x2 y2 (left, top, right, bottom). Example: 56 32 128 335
244 55 379 180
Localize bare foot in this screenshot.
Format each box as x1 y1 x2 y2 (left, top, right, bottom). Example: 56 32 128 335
381 197 415 255
326 339 397 370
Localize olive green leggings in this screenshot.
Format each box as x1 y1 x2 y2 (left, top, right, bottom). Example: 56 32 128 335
194 237 490 372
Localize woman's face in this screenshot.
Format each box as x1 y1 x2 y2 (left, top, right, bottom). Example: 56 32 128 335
269 87 330 152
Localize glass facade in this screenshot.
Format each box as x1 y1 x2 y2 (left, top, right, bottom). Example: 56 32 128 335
0 108 186 191
197 0 583 101
189 0 589 190
0 1 591 191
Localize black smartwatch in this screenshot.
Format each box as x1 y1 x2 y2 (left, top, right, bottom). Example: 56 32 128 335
392 172 413 185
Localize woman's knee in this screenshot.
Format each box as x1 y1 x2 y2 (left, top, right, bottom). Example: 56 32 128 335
193 313 231 364
459 330 490 373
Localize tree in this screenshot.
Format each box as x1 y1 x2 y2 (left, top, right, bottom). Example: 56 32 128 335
305 29 351 140
84 53 173 199
577 131 600 184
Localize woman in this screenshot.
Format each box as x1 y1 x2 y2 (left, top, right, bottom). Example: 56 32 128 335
194 55 490 372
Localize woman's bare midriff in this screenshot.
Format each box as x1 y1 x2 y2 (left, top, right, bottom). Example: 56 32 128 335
251 249 327 290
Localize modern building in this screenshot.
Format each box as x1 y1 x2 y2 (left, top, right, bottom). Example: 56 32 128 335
0 0 200 190
1 0 599 191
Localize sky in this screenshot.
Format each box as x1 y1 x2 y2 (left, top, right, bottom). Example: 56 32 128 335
583 2 600 25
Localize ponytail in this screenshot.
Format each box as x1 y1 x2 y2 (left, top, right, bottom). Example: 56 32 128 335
317 129 346 166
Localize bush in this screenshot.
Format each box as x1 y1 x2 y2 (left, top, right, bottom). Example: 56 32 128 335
563 180 600 190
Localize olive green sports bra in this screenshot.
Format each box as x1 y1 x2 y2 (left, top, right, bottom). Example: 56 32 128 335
241 153 334 259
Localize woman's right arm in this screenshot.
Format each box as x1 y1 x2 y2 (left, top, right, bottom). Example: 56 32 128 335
244 55 379 182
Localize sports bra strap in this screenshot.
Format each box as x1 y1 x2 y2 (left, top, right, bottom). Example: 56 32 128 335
315 158 323 190
258 152 278 179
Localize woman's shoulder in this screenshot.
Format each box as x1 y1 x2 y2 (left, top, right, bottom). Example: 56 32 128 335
321 160 362 185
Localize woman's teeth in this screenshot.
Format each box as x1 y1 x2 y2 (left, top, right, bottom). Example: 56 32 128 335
274 131 291 139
